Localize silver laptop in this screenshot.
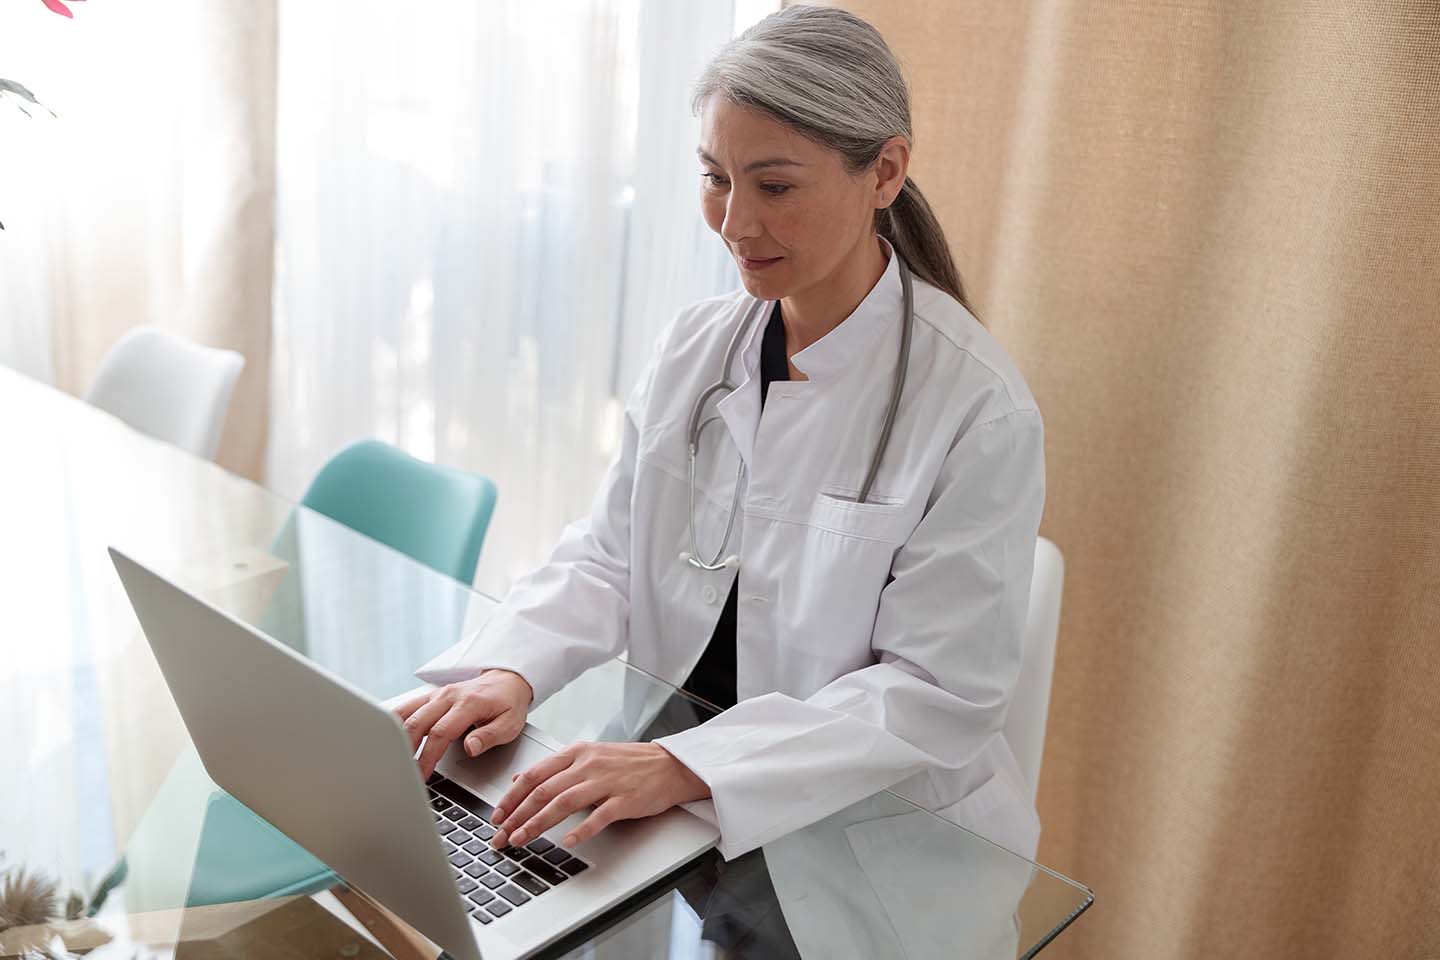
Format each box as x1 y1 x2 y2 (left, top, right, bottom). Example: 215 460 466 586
110 547 719 960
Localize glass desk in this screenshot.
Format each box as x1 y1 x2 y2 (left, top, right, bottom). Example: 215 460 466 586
0 367 1092 958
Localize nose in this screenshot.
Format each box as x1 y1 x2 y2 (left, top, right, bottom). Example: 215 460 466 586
719 190 761 246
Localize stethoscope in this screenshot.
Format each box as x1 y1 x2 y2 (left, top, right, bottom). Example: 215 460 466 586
680 254 915 571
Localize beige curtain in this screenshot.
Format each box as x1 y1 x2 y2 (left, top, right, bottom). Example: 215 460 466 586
4 0 277 479
823 1 1440 957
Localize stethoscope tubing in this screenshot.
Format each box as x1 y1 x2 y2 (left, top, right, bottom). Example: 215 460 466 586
684 255 915 571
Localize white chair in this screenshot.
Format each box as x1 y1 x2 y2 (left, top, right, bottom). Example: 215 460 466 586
84 327 244 460
1004 537 1066 804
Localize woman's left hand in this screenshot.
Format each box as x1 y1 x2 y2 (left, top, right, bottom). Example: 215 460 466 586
490 741 711 850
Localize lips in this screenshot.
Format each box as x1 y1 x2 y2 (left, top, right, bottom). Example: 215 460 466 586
739 255 783 271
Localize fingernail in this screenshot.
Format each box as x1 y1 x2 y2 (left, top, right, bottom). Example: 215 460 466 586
563 834 577 848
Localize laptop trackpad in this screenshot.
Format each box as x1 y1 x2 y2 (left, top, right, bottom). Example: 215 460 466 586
437 730 556 803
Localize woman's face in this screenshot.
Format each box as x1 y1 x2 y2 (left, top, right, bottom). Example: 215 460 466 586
697 95 901 302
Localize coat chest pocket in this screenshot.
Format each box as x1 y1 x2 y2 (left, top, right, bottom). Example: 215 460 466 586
808 486 916 544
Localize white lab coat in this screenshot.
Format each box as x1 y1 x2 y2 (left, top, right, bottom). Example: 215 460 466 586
417 237 1046 862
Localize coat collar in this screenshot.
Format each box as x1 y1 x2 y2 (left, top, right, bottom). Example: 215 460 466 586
792 235 903 382
715 235 903 465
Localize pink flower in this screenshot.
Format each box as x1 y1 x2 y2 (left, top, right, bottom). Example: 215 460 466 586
41 0 87 18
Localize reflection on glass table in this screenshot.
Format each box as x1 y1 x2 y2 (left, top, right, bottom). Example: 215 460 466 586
11 739 1091 960
0 367 1091 958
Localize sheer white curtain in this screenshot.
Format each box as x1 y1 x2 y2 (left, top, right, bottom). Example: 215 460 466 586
0 0 277 477
270 0 744 598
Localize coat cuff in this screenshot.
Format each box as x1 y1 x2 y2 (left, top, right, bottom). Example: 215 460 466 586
413 618 570 705
654 728 759 860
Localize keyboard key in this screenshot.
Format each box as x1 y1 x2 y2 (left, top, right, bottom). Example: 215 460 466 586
432 779 497 821
459 816 484 831
480 872 507 890
430 796 448 811
475 824 496 840
442 806 466 822
486 900 512 918
462 839 488 855
495 860 520 877
525 860 567 887
498 884 531 906
463 863 488 879
467 887 496 906
457 878 478 894
512 872 548 897
541 847 570 865
501 847 528 861
427 772 446 787
438 821 460 837
477 849 503 866
525 838 555 855
558 857 588 876
441 839 458 854
470 908 493 924
448 851 471 868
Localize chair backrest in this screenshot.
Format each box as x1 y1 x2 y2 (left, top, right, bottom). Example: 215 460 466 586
300 439 498 586
84 326 245 460
1005 537 1066 805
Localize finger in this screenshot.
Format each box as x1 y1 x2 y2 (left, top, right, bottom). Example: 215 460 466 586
562 797 627 849
401 692 454 753
416 703 472 780
494 769 587 847
493 751 576 827
462 708 523 758
508 781 604 848
393 690 433 723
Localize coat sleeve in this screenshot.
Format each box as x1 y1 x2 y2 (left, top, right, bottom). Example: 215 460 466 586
654 407 1045 860
413 327 669 704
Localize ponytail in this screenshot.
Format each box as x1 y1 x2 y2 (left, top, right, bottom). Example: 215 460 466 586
878 177 974 319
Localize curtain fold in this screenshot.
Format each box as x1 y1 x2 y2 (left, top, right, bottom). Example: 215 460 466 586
830 1 1440 956
268 0 738 599
0 0 277 480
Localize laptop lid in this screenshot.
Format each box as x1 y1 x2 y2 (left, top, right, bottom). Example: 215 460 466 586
109 547 482 960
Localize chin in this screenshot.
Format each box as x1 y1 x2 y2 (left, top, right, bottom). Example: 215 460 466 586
736 267 790 302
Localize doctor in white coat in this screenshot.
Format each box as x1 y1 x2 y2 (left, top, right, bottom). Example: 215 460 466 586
398 5 1046 866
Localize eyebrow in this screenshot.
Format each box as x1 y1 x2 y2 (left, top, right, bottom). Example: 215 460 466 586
696 148 806 174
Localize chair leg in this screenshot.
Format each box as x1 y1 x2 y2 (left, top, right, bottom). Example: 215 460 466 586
331 884 441 960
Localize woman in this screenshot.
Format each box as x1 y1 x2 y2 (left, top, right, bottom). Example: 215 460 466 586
399 5 1045 864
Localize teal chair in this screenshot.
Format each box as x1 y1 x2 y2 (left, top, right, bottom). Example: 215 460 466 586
196 441 500 902
96 441 498 913
301 439 499 585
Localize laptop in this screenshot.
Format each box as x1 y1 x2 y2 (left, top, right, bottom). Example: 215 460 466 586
109 547 719 960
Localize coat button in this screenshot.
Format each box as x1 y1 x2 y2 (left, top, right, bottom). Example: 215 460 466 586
702 584 719 604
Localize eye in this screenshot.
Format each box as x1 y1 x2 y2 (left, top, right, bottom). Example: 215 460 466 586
701 172 729 188
761 183 791 196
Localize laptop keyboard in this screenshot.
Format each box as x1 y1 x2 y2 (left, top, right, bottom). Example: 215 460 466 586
426 772 591 924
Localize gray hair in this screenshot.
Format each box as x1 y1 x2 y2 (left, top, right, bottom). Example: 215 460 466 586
693 4 974 318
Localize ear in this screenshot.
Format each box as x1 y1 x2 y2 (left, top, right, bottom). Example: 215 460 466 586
872 136 911 210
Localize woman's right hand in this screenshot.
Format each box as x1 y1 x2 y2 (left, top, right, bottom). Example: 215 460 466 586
395 669 535 780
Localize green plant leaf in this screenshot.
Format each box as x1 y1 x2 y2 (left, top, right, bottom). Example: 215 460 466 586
0 78 41 104
0 78 56 117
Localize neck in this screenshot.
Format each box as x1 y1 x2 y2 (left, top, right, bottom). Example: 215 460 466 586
779 234 889 355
